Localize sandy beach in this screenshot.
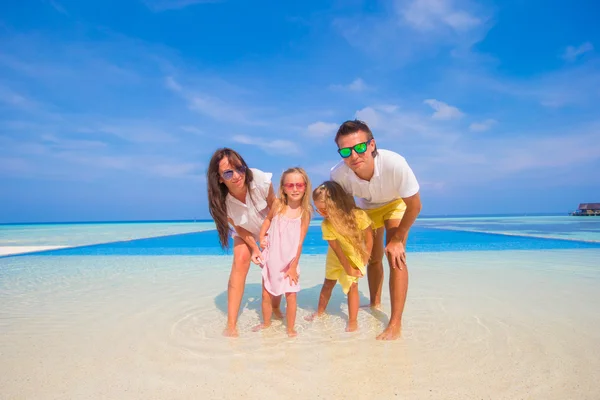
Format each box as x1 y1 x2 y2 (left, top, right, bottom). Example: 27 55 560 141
1 249 599 399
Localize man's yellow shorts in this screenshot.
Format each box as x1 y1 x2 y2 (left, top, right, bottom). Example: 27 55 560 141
364 198 406 229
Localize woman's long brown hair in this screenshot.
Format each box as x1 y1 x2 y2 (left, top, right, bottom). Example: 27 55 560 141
206 148 254 250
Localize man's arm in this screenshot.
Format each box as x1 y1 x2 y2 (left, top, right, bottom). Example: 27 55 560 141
391 192 422 244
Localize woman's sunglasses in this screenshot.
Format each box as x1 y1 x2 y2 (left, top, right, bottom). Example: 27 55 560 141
282 183 306 190
221 165 247 181
337 139 372 158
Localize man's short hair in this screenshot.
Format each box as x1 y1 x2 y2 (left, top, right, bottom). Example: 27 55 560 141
335 119 378 157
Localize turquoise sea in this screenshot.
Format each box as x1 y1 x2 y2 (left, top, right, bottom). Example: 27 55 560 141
1 215 599 399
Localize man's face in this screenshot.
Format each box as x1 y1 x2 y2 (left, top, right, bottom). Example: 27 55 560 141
336 130 376 175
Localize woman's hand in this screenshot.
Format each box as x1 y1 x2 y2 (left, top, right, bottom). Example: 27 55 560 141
251 249 264 266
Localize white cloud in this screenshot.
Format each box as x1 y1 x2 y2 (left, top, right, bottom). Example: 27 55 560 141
445 60 600 108
165 76 182 92
46 0 68 15
143 0 222 12
179 126 203 135
423 99 464 120
232 135 300 155
306 121 338 138
469 119 497 132
330 78 370 92
354 104 460 142
149 162 202 178
562 42 594 62
95 122 178 143
165 76 254 124
399 0 481 32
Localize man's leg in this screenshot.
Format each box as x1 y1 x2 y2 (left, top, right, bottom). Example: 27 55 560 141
366 226 385 307
376 218 408 341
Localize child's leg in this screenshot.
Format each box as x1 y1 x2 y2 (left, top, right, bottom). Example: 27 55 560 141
271 295 284 319
346 282 359 332
305 279 337 321
253 281 273 331
285 292 297 337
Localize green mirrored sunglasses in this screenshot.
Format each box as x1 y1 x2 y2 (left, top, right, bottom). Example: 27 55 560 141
337 140 372 158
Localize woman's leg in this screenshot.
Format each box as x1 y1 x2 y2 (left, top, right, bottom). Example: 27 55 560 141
224 237 251 337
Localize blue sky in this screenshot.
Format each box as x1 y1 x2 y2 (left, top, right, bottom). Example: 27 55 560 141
1 0 599 222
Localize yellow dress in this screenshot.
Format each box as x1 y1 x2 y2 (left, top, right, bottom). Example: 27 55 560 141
321 209 372 294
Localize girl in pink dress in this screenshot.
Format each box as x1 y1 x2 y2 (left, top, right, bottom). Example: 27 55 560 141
254 167 312 337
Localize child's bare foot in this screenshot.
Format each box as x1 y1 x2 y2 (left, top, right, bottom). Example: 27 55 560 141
252 322 271 332
287 329 297 337
376 323 401 340
304 311 324 322
345 320 358 332
222 325 239 337
360 303 381 309
272 307 284 319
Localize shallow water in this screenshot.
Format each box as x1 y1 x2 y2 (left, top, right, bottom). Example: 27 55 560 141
1 249 599 399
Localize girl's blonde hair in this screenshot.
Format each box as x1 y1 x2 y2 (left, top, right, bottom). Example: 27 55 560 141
276 167 313 217
312 181 369 261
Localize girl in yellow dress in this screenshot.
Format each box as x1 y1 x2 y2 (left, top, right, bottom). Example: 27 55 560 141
306 181 374 332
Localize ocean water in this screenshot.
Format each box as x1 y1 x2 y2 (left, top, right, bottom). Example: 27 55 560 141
2 215 600 257
1 215 600 399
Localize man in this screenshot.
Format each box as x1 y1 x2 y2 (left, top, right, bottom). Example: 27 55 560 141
330 120 422 340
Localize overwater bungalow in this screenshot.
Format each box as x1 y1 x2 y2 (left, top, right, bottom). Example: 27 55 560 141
570 203 600 216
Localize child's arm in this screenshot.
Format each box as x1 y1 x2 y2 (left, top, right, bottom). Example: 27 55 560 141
228 218 263 265
285 211 311 284
363 225 374 266
328 239 363 278
258 200 279 249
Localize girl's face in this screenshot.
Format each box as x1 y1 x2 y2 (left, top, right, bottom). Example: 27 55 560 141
282 172 306 203
218 156 246 192
314 199 328 217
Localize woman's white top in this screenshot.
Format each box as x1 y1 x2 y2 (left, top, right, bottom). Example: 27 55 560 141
225 168 272 238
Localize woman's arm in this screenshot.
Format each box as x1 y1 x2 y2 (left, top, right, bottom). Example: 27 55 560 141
228 218 263 264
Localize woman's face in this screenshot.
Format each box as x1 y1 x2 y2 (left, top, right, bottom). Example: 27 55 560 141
218 156 247 192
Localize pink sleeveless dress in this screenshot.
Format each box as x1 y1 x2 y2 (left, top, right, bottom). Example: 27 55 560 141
261 213 302 296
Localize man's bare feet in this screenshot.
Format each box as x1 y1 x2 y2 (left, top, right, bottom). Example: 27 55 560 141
272 307 284 320
376 323 401 340
252 322 271 332
287 329 298 337
304 311 324 322
222 325 239 337
345 320 358 332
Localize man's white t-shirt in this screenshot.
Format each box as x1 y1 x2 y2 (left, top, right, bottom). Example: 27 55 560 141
226 168 272 238
330 149 420 210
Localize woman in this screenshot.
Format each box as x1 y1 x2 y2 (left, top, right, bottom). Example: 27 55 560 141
206 148 278 337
